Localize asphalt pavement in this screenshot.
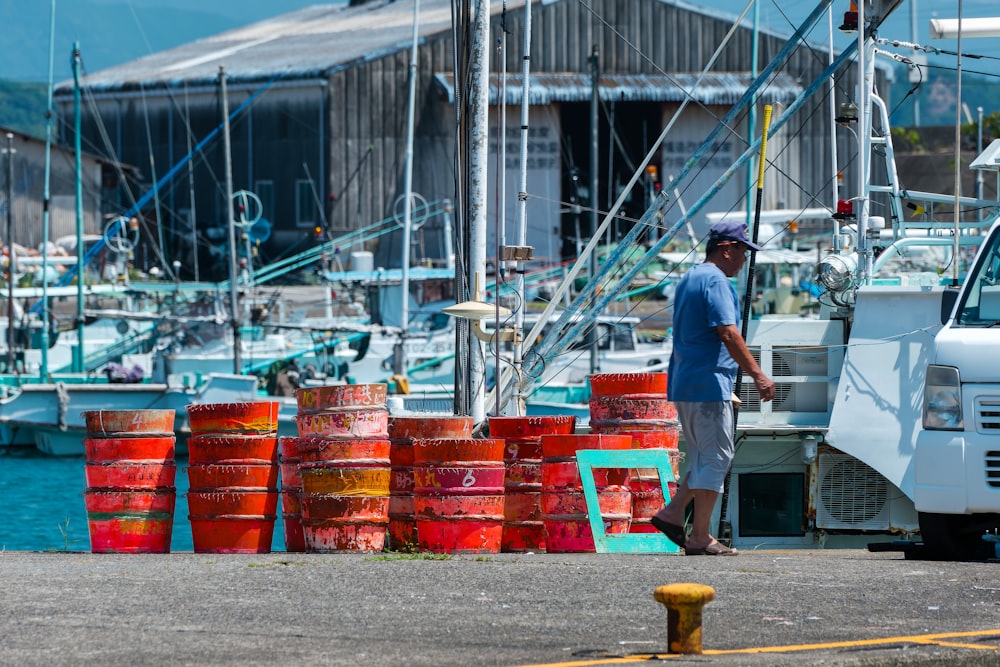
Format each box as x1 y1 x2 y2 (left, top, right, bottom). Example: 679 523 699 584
2 549 999 666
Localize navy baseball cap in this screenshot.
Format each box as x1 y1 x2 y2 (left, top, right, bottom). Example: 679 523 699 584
708 220 764 251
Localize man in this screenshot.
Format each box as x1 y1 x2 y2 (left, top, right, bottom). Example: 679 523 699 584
651 221 776 556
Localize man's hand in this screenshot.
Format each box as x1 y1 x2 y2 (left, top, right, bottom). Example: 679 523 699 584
753 373 776 402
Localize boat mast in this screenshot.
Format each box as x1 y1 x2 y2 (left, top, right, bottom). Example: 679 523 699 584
40 0 56 379
72 42 85 373
509 0 533 416
4 132 13 373
468 0 491 424
220 66 242 374
397 0 420 376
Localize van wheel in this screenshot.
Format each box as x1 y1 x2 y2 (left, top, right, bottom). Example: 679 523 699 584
917 512 1000 561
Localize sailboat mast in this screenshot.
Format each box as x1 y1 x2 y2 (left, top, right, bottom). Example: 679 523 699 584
40 0 56 379
72 43 85 374
220 66 242 374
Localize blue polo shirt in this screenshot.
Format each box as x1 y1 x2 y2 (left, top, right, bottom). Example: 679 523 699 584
667 262 740 402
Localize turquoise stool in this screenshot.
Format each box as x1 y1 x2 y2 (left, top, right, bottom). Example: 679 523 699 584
575 448 680 554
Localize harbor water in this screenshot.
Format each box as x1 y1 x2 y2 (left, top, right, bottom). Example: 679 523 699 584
0 450 286 552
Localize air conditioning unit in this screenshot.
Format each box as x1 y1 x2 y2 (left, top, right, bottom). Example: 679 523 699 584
739 349 829 413
816 452 890 530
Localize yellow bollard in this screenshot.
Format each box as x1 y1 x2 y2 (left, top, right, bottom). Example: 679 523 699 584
653 583 716 654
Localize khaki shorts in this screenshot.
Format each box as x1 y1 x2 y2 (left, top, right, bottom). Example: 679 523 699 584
675 401 735 493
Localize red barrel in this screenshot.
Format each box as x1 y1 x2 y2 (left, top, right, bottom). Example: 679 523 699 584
83 409 177 553
279 436 305 552
84 489 175 554
186 434 278 465
412 438 505 554
387 416 473 550
84 409 176 437
589 373 667 397
540 433 632 553
84 460 176 490
488 415 576 553
296 384 388 414
186 402 280 553
298 438 391 552
588 373 680 534
186 401 280 435
295 409 389 440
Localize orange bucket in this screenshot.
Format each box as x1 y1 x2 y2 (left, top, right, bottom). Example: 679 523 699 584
386 416 473 550
186 434 278 465
85 461 176 490
187 490 279 517
295 409 389 439
298 441 390 553
84 436 176 462
83 409 176 436
186 401 279 435
279 437 305 552
489 416 576 553
186 463 278 491
541 485 632 553
589 372 667 396
85 489 176 553
295 384 388 414
412 438 505 554
298 437 390 465
188 517 275 554
301 496 390 553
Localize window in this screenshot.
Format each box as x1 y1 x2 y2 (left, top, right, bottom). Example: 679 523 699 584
296 179 318 227
738 473 805 537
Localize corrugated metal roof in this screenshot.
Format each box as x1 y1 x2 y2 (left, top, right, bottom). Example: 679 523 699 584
66 0 472 92
61 0 828 95
434 72 803 105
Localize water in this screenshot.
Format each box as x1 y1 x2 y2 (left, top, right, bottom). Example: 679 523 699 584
0 451 286 553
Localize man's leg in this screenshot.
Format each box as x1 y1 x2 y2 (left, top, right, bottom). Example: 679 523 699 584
655 472 691 526
684 488 720 550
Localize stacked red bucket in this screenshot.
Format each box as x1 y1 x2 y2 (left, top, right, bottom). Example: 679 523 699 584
386 416 473 550
487 415 576 552
185 401 281 553
588 373 680 533
83 409 178 553
540 433 633 552
295 384 391 552
412 437 506 553
278 436 305 552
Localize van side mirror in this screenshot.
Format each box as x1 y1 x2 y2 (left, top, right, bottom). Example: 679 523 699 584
940 286 961 325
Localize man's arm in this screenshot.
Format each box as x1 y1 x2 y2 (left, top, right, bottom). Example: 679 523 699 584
716 324 776 402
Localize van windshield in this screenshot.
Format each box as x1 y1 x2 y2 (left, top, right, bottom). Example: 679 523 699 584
955 232 1000 326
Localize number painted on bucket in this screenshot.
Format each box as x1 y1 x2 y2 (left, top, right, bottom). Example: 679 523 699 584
462 470 476 487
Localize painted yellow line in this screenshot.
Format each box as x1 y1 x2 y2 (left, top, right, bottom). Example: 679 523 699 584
510 628 1000 667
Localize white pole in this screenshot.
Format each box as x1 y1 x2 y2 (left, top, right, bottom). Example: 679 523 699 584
39 0 56 379
509 0 532 416
399 0 420 374
220 66 242 374
468 0 491 424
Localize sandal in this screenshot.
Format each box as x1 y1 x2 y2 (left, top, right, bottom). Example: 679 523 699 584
684 540 738 556
649 516 687 549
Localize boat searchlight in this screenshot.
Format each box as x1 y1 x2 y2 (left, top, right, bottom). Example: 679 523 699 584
443 298 515 343
816 252 859 293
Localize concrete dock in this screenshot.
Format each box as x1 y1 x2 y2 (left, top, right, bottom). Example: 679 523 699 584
2 549 998 666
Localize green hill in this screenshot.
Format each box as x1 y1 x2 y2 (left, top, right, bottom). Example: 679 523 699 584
0 80 47 138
